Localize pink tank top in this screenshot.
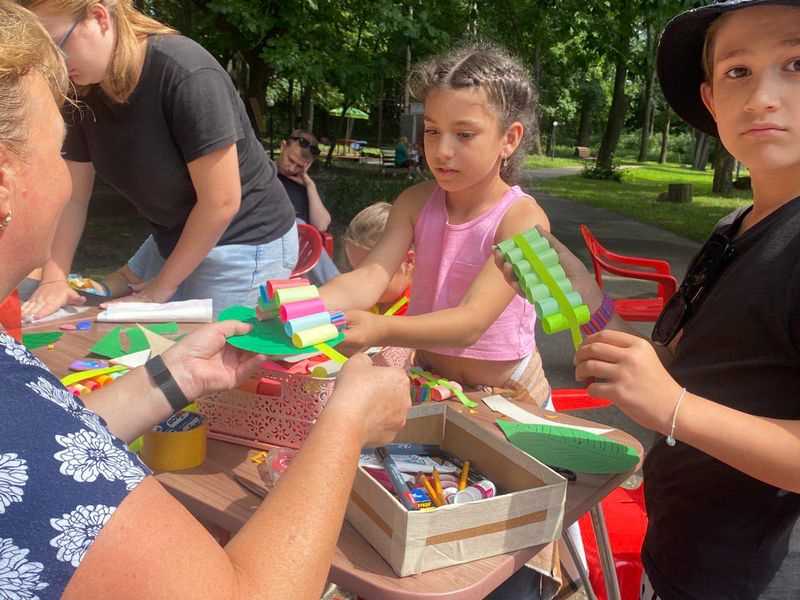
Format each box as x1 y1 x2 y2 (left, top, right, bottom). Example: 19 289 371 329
407 185 536 360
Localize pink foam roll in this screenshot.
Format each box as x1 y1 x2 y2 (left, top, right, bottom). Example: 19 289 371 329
279 297 326 322
267 278 309 299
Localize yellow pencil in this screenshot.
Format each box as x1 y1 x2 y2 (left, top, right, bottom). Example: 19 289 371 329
432 468 446 504
419 474 444 507
458 461 470 491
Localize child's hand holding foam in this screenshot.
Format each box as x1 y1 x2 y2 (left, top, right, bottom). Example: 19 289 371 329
341 309 388 351
496 226 604 313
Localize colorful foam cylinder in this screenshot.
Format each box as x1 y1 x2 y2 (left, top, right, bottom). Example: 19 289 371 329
283 311 332 337
274 285 319 305
541 304 591 334
279 298 326 322
267 278 309 299
291 323 339 348
535 292 585 319
525 279 573 302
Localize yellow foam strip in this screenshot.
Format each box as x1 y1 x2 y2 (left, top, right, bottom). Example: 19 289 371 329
315 342 348 364
383 295 409 316
514 233 584 350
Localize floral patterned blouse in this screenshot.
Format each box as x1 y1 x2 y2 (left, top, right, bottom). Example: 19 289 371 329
0 331 150 599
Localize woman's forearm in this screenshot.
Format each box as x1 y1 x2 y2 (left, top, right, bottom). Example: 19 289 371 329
223 405 363 600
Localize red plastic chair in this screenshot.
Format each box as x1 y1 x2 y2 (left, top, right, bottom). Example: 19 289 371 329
0 289 21 342
580 224 678 322
551 387 647 600
292 223 323 278
320 230 334 257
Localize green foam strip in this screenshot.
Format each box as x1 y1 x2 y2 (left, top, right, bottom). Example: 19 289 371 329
496 420 640 474
219 305 344 356
22 331 63 350
89 323 180 358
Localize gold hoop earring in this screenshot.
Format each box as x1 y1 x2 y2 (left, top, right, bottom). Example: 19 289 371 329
0 211 11 230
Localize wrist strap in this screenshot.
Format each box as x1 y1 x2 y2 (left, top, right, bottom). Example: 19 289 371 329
666 387 687 447
580 293 615 336
144 354 189 413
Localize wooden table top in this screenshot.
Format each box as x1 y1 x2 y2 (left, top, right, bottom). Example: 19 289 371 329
31 312 644 600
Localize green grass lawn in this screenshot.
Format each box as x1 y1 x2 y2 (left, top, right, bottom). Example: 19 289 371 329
534 162 752 242
524 155 586 169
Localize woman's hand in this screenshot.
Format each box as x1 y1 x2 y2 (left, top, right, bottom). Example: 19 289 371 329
325 353 411 447
495 226 604 311
105 279 177 305
22 280 85 321
575 329 683 435
160 321 265 400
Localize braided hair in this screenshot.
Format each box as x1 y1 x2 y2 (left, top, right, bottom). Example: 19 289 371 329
407 41 538 184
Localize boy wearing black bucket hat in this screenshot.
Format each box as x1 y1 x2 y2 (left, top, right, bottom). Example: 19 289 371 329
499 1 800 598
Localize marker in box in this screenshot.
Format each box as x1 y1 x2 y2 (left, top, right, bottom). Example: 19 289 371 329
375 446 418 511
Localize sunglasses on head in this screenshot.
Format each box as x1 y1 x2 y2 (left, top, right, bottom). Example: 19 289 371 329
289 136 320 156
652 211 746 346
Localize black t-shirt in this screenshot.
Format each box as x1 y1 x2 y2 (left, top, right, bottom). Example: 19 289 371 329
643 198 800 599
63 35 295 257
277 173 309 223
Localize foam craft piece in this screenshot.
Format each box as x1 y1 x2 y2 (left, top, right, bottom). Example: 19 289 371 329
408 367 477 409
89 322 179 358
22 331 63 349
219 305 344 355
496 420 640 474
497 229 590 349
136 325 175 357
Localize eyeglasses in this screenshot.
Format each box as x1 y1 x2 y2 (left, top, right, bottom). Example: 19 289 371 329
289 135 320 156
56 15 82 57
652 213 745 346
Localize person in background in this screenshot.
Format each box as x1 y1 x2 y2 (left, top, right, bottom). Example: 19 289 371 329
343 202 413 315
21 0 298 320
275 130 341 285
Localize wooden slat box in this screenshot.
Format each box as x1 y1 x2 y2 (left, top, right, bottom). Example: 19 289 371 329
346 403 567 576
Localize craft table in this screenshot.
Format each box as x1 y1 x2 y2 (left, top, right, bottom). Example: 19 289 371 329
30 312 642 600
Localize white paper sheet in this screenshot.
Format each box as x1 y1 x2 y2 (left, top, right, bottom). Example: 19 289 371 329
482 394 614 435
97 299 212 323
22 305 90 325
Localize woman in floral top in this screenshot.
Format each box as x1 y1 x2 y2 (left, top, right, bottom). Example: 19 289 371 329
0 4 410 598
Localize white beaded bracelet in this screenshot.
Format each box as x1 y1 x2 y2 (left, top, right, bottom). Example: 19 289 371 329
666 387 687 447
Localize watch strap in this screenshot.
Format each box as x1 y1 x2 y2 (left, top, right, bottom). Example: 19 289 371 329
144 354 189 413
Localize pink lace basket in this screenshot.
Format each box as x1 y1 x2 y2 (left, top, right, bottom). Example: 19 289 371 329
195 347 413 450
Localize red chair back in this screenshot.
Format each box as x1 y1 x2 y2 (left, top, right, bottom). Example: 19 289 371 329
0 289 22 342
292 223 323 278
579 224 678 321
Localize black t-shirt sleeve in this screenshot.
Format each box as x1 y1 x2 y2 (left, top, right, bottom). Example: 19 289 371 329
167 68 244 163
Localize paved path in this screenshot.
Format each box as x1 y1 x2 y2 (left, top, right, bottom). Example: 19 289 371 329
523 168 702 450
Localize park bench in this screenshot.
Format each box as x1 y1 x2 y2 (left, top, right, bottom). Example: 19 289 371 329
380 148 406 175
575 146 594 161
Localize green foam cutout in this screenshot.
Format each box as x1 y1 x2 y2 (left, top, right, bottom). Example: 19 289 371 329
218 305 344 356
89 322 180 358
496 420 639 474
23 331 63 350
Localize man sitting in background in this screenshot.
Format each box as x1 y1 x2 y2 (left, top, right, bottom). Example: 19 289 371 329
276 130 340 284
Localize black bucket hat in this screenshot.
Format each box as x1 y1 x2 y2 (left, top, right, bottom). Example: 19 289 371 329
657 0 800 137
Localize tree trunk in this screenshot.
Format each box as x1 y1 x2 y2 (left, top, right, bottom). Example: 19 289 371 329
659 108 671 164
244 51 271 146
637 25 656 163
596 55 629 171
712 143 736 195
300 86 313 132
693 132 711 170
377 78 385 148
287 79 295 131
576 95 593 148
324 99 354 166
530 43 543 155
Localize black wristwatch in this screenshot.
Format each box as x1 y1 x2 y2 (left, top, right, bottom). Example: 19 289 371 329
144 354 190 413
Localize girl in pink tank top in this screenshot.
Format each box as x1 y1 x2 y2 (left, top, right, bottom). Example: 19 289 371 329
320 42 552 406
